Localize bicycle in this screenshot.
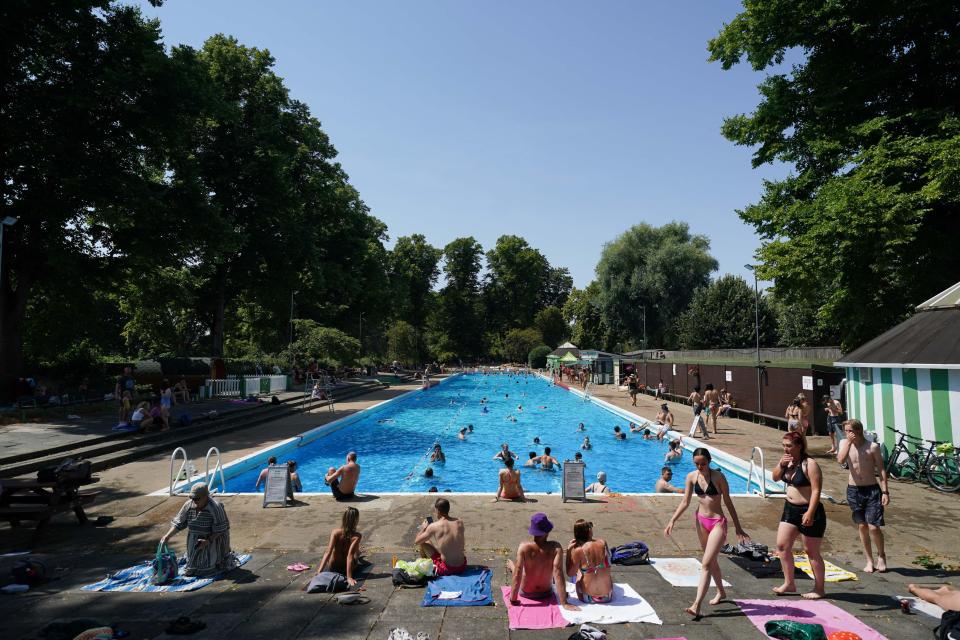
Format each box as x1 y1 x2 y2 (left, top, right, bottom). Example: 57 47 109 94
885 428 960 492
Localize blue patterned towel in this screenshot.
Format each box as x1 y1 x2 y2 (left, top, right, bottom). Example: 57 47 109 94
81 553 251 592
422 567 492 606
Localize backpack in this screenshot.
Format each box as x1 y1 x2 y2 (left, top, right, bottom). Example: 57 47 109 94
391 568 428 587
611 541 649 565
37 458 91 483
936 609 960 640
11 559 46 586
307 571 348 593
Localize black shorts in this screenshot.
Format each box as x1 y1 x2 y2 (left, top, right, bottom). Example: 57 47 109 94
780 501 827 538
330 479 355 501
847 484 884 526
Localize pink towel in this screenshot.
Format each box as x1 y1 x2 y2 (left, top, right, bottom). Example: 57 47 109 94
735 598 889 640
499 586 567 630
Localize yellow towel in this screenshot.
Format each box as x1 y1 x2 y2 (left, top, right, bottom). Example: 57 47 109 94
793 553 858 582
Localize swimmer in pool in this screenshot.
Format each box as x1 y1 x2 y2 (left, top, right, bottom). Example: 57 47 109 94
524 451 539 468
577 422 586 432
458 427 468 440
581 437 592 450
536 447 560 471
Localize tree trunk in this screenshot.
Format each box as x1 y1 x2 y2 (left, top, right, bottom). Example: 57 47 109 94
0 257 32 390
210 266 227 358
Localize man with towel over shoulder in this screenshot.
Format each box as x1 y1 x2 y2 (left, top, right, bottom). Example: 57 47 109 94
509 513 579 610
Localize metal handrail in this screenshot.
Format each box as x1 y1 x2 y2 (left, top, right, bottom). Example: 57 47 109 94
169 447 189 496
745 446 767 497
204 446 227 494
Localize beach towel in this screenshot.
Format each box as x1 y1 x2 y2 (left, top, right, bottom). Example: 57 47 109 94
421 567 492 606
735 598 889 640
81 553 250 592
893 594 945 619
499 587 567 629
561 582 662 625
794 554 858 582
649 557 730 588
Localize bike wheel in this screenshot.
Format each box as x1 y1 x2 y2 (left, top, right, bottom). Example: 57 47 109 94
927 454 960 492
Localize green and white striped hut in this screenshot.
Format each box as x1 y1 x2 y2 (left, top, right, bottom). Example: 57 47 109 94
836 281 960 449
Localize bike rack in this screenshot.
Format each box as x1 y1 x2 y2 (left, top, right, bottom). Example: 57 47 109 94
204 446 227 494
745 446 768 497
169 446 189 496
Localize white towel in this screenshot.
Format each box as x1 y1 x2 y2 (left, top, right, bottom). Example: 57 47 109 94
437 590 462 600
894 595 945 619
650 557 731 588
560 583 662 625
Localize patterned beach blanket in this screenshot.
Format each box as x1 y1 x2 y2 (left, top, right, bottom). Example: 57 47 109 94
81 553 250 592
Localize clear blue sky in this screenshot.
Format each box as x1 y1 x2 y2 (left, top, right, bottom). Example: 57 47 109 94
135 0 788 289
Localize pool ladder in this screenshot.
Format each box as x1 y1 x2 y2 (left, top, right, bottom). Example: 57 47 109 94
169 446 227 496
745 446 768 497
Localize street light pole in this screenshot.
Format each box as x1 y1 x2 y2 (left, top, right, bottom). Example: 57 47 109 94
359 311 364 358
642 305 647 354
746 265 762 414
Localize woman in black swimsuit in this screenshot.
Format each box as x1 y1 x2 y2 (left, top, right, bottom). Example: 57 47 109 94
771 431 826 599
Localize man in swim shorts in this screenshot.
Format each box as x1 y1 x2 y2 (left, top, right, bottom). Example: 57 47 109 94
838 419 890 573
415 497 467 576
325 451 361 501
508 513 579 610
536 447 560 471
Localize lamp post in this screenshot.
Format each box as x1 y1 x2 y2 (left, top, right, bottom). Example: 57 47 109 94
641 305 647 355
745 265 762 414
358 311 365 358
0 216 18 284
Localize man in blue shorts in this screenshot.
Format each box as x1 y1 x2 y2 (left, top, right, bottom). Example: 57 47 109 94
838 419 890 573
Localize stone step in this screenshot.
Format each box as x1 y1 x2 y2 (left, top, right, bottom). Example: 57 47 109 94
0 380 386 478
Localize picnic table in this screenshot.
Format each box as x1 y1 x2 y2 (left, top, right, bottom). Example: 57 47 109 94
0 475 101 544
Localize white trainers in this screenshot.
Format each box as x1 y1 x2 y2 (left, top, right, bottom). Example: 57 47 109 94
387 628 412 640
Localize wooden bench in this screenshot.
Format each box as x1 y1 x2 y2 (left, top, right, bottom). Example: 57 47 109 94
0 477 101 544
753 412 789 430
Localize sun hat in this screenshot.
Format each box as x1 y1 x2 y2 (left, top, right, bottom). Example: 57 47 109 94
189 483 209 499
528 512 554 536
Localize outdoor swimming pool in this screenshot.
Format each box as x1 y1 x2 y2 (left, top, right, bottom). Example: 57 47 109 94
216 373 764 495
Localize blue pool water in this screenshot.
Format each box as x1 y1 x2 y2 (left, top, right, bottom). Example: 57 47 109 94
227 373 752 494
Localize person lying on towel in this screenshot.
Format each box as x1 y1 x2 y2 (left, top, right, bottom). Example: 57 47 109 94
415 497 467 576
509 512 579 610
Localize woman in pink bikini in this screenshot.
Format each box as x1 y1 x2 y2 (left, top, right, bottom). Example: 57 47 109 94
664 447 749 618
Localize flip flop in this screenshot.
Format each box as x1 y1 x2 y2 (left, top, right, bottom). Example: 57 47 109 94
286 563 310 572
336 592 371 605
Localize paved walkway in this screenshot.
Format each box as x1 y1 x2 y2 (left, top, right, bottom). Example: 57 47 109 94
1 379 958 639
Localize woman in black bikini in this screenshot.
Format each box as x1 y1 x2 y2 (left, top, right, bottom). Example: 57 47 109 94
664 448 749 618
771 431 826 599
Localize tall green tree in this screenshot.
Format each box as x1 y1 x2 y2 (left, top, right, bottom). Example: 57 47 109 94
430 237 484 360
500 328 543 363
386 320 419 366
595 222 717 350
563 283 611 350
710 0 960 349
534 306 568 349
388 234 442 332
1 0 189 379
539 267 574 309
673 275 778 349
483 235 550 331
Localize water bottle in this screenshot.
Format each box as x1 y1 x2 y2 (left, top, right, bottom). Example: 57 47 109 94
1 584 29 594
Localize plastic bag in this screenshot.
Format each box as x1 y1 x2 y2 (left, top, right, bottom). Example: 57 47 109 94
394 558 434 579
764 619 827 640
150 543 179 585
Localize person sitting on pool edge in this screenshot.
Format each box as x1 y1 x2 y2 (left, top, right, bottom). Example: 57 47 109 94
415 497 467 576
325 451 360 501
254 456 278 491
494 457 526 502
536 447 560 471
509 512 579 611
656 466 683 494
586 471 610 494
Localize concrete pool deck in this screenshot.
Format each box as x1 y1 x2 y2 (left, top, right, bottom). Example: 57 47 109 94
1 379 958 639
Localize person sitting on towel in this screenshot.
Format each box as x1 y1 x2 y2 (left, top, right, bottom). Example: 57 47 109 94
325 451 360 501
317 507 362 588
160 483 232 577
415 497 467 576
566 519 614 604
508 512 579 610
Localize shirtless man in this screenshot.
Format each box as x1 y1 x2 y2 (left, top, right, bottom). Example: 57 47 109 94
492 443 518 462
688 387 710 439
824 395 844 455
508 513 578 610
536 447 560 471
415 498 467 576
656 466 684 493
655 404 674 440
325 451 361 501
837 419 890 573
524 452 539 468
494 457 526 502
702 383 720 435
254 456 278 490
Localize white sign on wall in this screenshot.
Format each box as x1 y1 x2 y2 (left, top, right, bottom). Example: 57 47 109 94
802 375 814 391
725 370 732 382
672 364 676 376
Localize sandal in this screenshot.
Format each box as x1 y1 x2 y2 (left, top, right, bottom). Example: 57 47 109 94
165 617 206 635
336 592 371 605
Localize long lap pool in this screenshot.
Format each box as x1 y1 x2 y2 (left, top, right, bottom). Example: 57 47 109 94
204 373 769 495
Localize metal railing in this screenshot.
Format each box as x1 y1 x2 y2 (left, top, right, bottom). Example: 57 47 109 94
169 447 190 496
204 446 227 494
745 446 768 497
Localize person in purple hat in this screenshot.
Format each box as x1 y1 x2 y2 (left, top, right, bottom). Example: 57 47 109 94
508 513 579 610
